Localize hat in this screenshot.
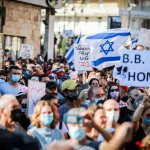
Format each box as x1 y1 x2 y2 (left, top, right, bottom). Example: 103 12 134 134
61 79 77 91
46 81 57 89
52 68 60 72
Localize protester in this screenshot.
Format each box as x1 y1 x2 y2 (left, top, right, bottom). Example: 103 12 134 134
0 65 28 96
0 94 24 132
88 86 106 105
27 101 62 148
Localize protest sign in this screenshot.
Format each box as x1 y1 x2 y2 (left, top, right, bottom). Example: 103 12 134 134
74 44 92 71
19 44 34 59
113 49 150 87
63 30 74 38
137 28 150 47
28 80 46 116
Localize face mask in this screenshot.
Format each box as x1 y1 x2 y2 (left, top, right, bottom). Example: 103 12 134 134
11 108 22 122
105 110 120 122
85 100 91 106
110 92 119 100
21 104 27 113
11 74 20 83
40 114 54 126
0 79 5 84
69 127 86 141
66 92 79 101
143 118 150 126
95 97 105 105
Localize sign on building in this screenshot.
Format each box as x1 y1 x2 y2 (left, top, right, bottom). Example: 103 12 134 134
113 49 150 87
19 44 34 59
27 80 46 117
74 44 92 71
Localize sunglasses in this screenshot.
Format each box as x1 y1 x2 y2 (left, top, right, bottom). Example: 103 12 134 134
110 89 119 92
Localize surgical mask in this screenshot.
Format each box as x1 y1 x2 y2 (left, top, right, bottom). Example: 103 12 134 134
0 79 5 84
11 108 22 122
11 74 20 83
105 110 120 122
69 127 86 141
85 99 91 106
95 97 105 105
110 92 119 100
40 114 54 126
143 118 150 126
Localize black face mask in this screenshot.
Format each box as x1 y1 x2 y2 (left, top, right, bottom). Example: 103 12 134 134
66 92 79 101
11 108 22 122
21 104 27 113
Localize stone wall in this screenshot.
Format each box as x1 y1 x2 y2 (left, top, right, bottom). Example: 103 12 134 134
3 0 41 57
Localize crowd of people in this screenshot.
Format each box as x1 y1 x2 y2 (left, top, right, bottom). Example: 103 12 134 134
0 44 150 150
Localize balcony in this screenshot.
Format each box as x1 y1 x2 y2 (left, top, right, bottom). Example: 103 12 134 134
119 6 150 19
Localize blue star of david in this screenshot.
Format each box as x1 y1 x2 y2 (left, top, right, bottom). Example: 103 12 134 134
99 40 114 55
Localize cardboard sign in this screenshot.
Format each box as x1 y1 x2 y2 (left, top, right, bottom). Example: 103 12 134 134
74 44 92 71
137 28 150 47
28 80 46 117
113 49 150 87
19 44 34 59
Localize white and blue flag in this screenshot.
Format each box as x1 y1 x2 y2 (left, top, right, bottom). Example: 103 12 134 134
131 38 138 49
81 29 131 69
65 33 81 69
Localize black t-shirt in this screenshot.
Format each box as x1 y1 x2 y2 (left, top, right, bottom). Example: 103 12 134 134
118 106 134 124
0 128 40 150
125 125 146 150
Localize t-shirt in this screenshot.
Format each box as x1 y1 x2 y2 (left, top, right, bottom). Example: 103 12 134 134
0 82 27 96
118 106 134 124
73 144 95 150
30 127 62 148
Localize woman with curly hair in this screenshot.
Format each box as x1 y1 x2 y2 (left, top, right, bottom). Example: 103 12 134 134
27 100 62 148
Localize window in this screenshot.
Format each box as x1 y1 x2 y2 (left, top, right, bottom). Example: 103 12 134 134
4 35 25 60
142 19 150 29
108 16 121 29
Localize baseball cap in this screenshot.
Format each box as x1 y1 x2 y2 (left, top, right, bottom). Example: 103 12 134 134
61 79 77 91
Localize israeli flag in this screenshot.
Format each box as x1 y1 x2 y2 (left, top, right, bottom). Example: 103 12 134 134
81 29 131 69
131 38 138 49
65 33 81 69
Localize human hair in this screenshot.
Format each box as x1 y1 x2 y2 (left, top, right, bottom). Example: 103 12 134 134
142 106 150 116
107 83 120 100
0 94 17 108
31 101 59 128
88 104 104 115
0 70 7 76
88 86 104 98
9 65 22 73
96 70 106 78
89 78 99 86
39 74 49 81
40 94 57 102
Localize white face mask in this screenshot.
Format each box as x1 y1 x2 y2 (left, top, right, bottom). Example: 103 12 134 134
110 92 119 100
105 110 120 122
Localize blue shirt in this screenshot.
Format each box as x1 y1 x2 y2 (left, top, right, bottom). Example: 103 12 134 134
30 127 62 148
0 82 27 96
